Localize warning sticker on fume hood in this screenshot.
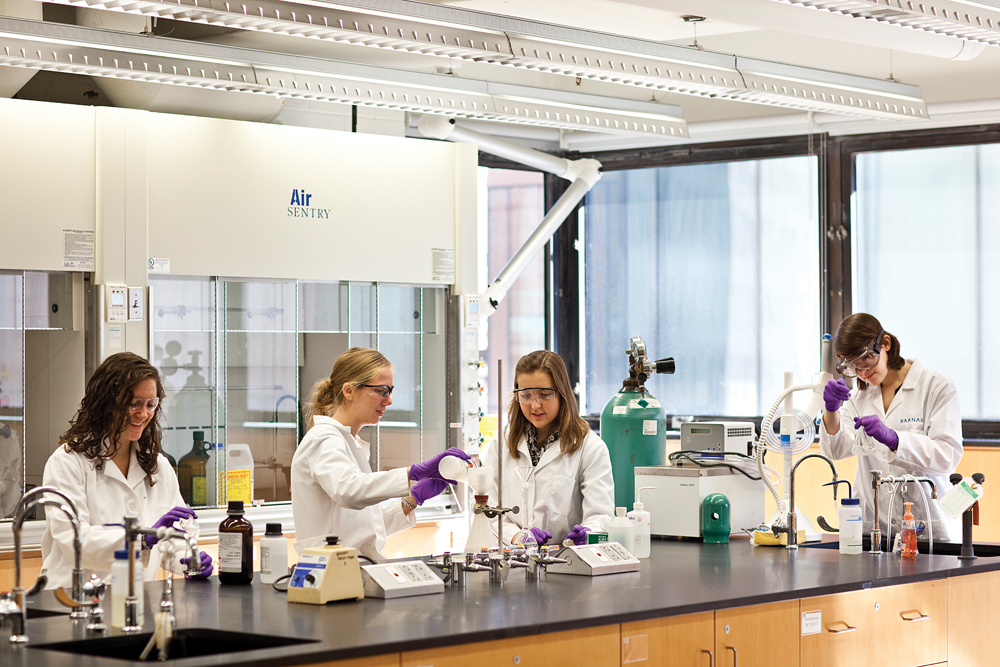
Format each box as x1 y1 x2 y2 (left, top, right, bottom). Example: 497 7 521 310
63 229 95 270
148 257 171 274
431 248 455 283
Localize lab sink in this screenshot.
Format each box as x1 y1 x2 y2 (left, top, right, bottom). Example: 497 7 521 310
803 537 1000 557
32 627 318 661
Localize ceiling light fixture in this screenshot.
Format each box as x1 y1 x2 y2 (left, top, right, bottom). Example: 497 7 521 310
23 0 929 120
0 17 688 136
768 0 1000 47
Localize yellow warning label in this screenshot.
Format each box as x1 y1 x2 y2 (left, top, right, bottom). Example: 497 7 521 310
225 469 253 504
192 476 207 506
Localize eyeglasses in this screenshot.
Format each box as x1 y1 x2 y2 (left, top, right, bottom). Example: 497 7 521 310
836 329 884 378
127 398 160 412
359 384 394 398
514 388 558 403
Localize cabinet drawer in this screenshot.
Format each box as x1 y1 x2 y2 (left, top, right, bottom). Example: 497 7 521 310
800 589 873 667
716 600 799 667
305 657 401 667
873 579 947 667
621 611 714 665
401 625 619 667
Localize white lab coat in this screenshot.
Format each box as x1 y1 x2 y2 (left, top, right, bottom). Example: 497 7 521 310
819 359 963 543
290 416 415 561
40 444 189 590
480 429 615 545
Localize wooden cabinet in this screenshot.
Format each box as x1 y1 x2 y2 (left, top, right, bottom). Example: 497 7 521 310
873 579 947 667
716 600 799 667
949 570 1000 666
800 588 874 667
305 657 401 667
621 611 714 665
401 625 619 667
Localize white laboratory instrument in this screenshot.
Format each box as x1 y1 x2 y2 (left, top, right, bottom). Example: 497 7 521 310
546 542 640 576
287 537 364 605
360 561 446 599
681 422 757 457
634 466 765 538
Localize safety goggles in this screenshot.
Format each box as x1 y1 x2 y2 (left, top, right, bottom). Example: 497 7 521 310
359 384 394 398
127 398 160 412
836 329 884 378
514 387 558 403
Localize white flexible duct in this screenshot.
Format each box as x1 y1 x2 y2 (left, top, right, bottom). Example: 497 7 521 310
417 115 601 313
755 383 821 516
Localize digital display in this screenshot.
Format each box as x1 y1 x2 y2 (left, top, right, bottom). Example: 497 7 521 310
111 292 125 306
690 427 712 434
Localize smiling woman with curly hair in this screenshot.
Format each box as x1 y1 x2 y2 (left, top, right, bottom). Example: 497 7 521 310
40 352 213 589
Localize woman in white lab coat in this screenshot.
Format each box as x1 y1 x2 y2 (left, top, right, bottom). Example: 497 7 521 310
819 313 963 544
481 350 615 546
291 347 469 561
41 352 213 590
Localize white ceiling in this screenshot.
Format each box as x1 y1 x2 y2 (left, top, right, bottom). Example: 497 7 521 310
6 0 1000 149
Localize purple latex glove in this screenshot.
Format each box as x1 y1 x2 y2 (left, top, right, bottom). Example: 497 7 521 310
411 477 449 506
180 551 214 579
565 524 591 546
823 379 851 412
854 415 899 451
146 507 197 547
409 447 472 482
529 527 552 546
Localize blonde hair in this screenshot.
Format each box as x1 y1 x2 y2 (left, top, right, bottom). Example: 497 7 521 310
305 347 393 429
505 350 591 459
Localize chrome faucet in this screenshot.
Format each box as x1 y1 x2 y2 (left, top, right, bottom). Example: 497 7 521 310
772 453 839 550
10 491 85 644
879 475 938 554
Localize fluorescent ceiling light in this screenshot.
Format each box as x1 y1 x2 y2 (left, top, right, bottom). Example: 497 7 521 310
0 17 687 135
768 0 1000 46
25 0 929 120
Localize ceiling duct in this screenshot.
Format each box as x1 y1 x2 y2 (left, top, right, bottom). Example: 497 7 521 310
20 0 929 120
768 0 1000 46
0 17 688 135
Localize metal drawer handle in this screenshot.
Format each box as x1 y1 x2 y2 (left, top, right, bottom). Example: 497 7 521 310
826 622 858 634
900 610 930 622
726 645 738 666
702 648 714 667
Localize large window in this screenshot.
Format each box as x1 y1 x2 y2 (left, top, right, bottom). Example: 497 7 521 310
480 167 546 415
855 145 1000 419
582 157 820 416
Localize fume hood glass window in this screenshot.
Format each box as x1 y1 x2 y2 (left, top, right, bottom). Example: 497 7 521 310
582 157 820 417
480 167 546 415
0 272 24 518
855 144 1000 419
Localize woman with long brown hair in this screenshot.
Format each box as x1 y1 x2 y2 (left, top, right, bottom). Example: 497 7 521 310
819 313 962 543
40 352 213 589
481 350 615 546
291 347 469 560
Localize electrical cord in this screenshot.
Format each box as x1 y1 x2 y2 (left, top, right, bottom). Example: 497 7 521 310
668 450 763 481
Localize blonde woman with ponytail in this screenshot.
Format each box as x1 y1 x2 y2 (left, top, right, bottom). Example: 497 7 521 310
291 347 469 560
480 350 615 547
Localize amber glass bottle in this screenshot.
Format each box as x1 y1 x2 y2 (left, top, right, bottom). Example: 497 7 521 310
177 431 209 507
218 500 254 585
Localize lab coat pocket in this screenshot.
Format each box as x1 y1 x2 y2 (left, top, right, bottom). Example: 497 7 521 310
545 474 576 517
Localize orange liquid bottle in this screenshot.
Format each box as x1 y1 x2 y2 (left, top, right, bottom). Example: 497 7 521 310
901 501 918 559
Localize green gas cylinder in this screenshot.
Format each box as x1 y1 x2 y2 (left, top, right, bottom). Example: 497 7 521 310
600 336 675 511
601 385 667 511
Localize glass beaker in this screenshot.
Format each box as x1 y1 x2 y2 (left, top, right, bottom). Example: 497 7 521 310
509 466 538 553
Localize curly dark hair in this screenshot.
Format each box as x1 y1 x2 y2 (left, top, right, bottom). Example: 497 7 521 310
59 352 165 481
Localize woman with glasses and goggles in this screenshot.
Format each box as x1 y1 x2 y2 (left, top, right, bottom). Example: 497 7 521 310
291 347 469 560
819 313 963 543
40 352 213 590
480 350 615 547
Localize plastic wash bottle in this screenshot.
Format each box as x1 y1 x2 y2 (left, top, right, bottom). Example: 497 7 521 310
839 498 863 555
607 507 635 556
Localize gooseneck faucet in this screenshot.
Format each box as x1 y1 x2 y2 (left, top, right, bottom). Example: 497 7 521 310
773 453 839 550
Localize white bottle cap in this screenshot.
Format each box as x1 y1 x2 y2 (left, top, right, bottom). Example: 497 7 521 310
616 507 626 517
633 502 644 511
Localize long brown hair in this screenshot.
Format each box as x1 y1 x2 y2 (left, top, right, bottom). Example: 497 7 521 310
505 350 591 459
60 352 165 480
305 347 393 429
835 312 904 391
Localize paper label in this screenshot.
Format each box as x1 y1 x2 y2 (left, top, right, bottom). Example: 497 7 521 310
63 229 95 270
801 610 822 636
642 420 658 436
941 479 983 518
613 406 627 415
628 398 661 409
218 532 243 573
226 469 253 504
147 257 171 273
431 248 455 283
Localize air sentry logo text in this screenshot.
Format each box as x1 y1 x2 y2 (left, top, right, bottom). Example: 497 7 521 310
287 188 332 219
